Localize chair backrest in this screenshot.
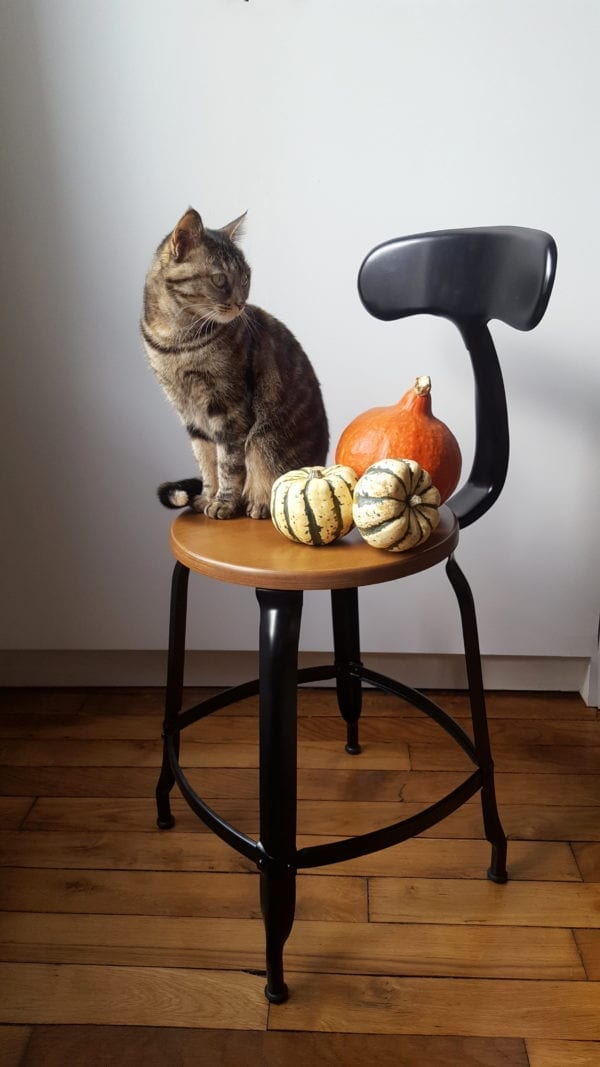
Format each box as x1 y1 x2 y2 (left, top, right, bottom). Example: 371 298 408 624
357 226 557 528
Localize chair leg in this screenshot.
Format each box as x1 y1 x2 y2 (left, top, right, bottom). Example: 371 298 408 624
446 554 508 884
256 587 303 1004
331 587 363 754
156 561 189 830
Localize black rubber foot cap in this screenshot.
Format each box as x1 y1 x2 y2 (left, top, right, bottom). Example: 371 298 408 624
264 983 289 1004
156 815 175 830
487 866 508 884
345 742 362 755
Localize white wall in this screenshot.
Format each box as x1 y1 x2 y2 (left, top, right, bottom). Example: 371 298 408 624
1 0 598 677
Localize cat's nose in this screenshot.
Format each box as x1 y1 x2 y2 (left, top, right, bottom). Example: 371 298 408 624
236 302 245 311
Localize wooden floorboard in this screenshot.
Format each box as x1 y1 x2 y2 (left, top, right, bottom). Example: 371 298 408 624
0 1026 31 1067
574 930 600 979
0 913 584 980
410 742 600 773
268 974 600 1039
0 799 34 830
0 686 598 1064
0 867 367 922
38 761 597 804
17 793 600 841
4 713 598 746
368 877 600 926
526 1040 600 1066
0 829 582 880
572 842 600 881
0 962 267 1029
16 1026 530 1067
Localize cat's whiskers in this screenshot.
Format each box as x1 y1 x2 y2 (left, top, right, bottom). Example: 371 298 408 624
173 303 218 344
194 314 220 343
241 309 260 344
187 309 222 344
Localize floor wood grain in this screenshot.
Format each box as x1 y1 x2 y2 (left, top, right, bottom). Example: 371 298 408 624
0 1027 31 1067
18 794 600 841
0 962 267 1030
0 912 585 979
16 1026 530 1067
0 799 34 830
0 686 598 1065
526 1039 600 1066
0 867 367 922
0 829 582 880
269 974 600 1039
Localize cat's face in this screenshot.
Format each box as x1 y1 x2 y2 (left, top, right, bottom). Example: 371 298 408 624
157 208 251 326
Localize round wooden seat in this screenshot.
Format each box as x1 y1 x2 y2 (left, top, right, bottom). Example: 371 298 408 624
170 504 459 591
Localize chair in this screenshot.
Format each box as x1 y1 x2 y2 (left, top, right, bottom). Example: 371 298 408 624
154 226 557 1004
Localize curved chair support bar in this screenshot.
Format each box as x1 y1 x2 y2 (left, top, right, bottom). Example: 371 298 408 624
167 665 339 735
295 770 482 869
358 665 477 762
166 664 476 763
167 711 482 872
170 677 261 734
166 736 261 864
164 663 480 870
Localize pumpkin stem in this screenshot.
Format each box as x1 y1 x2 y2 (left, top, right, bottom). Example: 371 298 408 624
409 495 423 507
414 375 431 396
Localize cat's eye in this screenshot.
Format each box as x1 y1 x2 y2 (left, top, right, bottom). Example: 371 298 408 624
212 273 227 289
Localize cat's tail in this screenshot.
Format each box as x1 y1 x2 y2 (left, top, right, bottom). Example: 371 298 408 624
157 478 203 509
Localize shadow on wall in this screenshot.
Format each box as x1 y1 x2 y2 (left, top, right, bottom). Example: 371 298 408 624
0 4 170 649
0 2 82 596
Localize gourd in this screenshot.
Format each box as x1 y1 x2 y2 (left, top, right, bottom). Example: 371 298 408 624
335 375 461 502
271 465 358 546
352 459 441 552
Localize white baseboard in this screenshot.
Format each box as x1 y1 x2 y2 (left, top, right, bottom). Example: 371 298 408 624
0 650 594 704
580 643 599 708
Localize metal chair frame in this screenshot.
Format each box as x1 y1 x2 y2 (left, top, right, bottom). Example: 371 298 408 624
154 226 557 1003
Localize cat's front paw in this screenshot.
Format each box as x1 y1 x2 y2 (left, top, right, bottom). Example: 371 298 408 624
246 501 270 519
190 494 213 514
204 498 240 520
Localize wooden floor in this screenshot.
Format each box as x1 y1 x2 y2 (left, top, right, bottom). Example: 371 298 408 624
0 686 599 1066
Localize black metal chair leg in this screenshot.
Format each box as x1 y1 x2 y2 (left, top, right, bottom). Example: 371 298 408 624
256 587 303 1004
446 554 508 884
331 587 363 754
156 561 189 830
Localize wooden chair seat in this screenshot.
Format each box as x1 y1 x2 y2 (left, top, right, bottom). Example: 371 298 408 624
170 506 459 591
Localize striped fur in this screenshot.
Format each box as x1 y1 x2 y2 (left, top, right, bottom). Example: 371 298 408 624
141 208 329 519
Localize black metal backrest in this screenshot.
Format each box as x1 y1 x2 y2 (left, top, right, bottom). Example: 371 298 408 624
357 226 557 528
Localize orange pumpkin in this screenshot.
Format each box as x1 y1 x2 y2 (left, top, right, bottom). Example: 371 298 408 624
335 375 461 503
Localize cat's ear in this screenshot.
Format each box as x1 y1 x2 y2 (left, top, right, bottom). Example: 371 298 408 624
220 211 247 244
171 208 204 261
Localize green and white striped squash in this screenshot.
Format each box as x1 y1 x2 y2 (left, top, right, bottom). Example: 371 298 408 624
352 458 441 552
270 465 357 546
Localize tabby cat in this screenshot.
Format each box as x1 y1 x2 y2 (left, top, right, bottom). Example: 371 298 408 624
141 208 329 519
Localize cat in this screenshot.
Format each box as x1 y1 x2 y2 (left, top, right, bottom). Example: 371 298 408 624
141 208 329 519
